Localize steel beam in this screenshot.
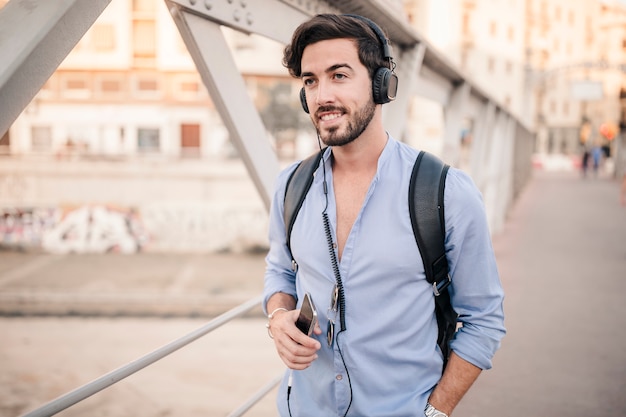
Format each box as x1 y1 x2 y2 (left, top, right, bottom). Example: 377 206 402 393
442 82 470 166
384 43 426 141
167 2 302 209
471 101 497 189
0 0 112 138
166 0 318 44
414 65 454 107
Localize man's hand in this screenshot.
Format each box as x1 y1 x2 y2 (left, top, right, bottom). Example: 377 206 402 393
268 308 322 370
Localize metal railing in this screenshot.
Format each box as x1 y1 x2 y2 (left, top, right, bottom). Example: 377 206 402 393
19 295 279 417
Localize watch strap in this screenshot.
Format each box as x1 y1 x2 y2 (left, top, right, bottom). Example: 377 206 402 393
424 402 449 417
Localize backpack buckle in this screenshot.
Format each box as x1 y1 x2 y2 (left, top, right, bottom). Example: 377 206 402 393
433 274 451 296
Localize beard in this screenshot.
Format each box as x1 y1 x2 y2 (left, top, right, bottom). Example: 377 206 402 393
315 99 376 147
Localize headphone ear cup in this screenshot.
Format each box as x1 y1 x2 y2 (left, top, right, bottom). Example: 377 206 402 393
372 67 393 104
299 88 309 114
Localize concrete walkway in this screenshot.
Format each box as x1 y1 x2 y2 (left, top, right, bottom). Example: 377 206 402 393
1 168 625 416
455 169 626 417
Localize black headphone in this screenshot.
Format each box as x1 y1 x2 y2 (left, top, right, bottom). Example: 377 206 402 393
299 14 398 114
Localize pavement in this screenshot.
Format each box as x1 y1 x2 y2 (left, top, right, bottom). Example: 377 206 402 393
1 167 625 417
0 250 268 318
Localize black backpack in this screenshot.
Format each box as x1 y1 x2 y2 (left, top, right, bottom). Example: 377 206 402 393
283 150 458 368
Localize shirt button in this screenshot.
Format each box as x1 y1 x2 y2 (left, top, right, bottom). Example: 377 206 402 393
336 374 343 381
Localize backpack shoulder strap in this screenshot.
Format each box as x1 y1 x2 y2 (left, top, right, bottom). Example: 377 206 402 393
283 150 325 258
409 151 457 368
409 151 450 289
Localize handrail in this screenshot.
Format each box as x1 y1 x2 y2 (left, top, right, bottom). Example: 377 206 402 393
20 295 264 417
227 374 283 417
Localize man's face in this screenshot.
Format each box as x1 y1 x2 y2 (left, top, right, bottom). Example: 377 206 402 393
300 38 376 147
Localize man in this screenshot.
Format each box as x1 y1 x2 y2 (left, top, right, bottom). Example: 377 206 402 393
263 14 505 417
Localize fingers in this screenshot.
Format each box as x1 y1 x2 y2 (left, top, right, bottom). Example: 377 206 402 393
269 309 321 370
276 336 319 370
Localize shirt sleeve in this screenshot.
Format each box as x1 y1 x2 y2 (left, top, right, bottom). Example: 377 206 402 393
444 168 506 370
262 162 300 315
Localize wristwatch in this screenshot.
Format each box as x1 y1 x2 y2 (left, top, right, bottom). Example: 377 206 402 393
424 402 449 417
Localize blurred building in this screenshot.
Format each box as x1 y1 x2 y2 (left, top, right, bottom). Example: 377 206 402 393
1 0 304 161
0 0 304 253
404 0 626 162
2 0 624 253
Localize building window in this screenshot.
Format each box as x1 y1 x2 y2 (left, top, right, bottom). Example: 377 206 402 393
505 60 513 74
61 74 91 99
138 79 158 91
133 76 161 99
586 17 593 46
507 26 514 42
101 79 121 93
180 82 199 93
67 79 86 90
133 20 156 67
137 128 160 152
489 21 497 37
181 124 201 158
92 23 115 51
96 75 125 100
462 13 470 36
133 0 156 13
31 126 52 151
175 76 205 100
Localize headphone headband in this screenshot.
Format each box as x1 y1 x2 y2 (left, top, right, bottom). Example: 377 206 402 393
342 14 393 62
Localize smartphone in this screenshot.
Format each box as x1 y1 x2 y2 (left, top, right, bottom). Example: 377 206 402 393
295 293 318 336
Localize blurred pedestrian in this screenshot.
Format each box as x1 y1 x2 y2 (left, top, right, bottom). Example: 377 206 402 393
592 142 603 177
581 148 590 177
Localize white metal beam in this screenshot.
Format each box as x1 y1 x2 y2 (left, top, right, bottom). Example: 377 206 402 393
493 115 516 232
166 0 316 44
443 82 470 166
414 65 453 106
0 0 112 137
471 101 496 189
167 3 293 209
384 43 426 141
482 110 510 233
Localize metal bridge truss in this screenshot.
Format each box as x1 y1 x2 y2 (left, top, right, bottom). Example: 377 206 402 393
0 0 534 415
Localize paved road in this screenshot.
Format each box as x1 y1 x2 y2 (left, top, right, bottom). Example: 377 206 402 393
1 169 625 416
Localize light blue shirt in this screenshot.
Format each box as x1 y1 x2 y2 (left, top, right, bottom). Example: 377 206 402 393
264 137 505 417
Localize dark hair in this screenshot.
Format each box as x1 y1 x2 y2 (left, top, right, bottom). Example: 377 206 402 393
283 14 389 81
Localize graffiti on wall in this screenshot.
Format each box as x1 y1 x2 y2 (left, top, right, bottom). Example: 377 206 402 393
1 208 57 248
1 206 148 254
42 206 149 254
1 203 268 254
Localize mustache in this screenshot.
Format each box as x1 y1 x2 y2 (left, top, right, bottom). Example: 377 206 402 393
315 105 346 117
